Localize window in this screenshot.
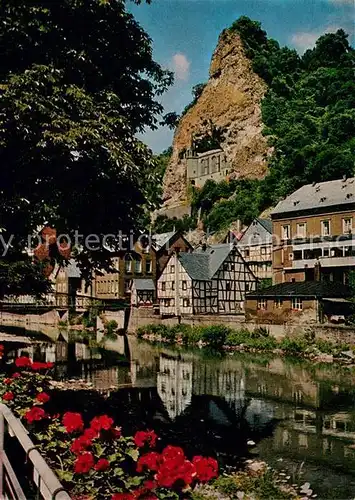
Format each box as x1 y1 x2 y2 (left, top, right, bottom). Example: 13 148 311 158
323 248 329 257
124 280 132 293
297 223 306 238
261 247 266 255
170 265 175 273
135 258 142 273
343 218 352 234
291 298 303 310
171 281 175 290
282 225 291 240
226 282 232 291
274 298 283 308
244 249 250 258
216 156 221 172
164 299 170 307
146 259 152 273
245 283 250 292
182 281 187 290
125 254 133 273
321 220 330 236
257 299 267 310
183 298 190 307
161 282 166 291
114 257 120 270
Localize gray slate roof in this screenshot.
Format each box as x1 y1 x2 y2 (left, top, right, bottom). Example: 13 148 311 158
247 281 351 299
257 218 272 233
152 231 176 251
272 177 355 216
179 244 234 281
132 279 155 291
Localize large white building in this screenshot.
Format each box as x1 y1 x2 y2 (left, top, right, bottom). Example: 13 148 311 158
157 243 257 316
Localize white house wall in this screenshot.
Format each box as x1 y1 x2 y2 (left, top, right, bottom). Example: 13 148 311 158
157 254 193 316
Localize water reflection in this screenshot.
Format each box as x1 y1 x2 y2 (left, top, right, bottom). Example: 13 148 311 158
4 327 355 497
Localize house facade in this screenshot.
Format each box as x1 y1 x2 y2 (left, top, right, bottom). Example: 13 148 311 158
94 240 156 301
152 231 192 278
272 177 355 285
237 218 273 281
245 281 352 325
158 243 257 316
131 279 155 307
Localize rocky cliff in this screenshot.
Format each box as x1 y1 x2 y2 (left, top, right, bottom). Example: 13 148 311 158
162 29 271 208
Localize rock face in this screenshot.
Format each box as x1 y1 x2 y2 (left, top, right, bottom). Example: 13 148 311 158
162 29 271 208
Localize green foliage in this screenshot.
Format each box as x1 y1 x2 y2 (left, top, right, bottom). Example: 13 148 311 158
182 83 207 116
279 336 308 355
257 279 272 291
0 259 51 299
200 325 232 348
0 0 173 283
152 214 197 234
105 320 118 336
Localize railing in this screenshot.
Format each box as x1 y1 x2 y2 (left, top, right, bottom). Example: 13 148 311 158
0 403 71 500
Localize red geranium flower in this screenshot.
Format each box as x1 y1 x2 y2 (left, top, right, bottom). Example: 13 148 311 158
71 435 92 455
36 392 50 404
137 452 161 473
31 361 54 371
112 494 134 500
24 407 46 424
134 430 157 448
192 456 218 482
95 458 110 472
143 481 157 491
161 446 185 464
74 452 94 474
4 378 12 385
12 372 21 379
83 427 99 440
63 412 84 433
156 458 196 489
2 391 14 401
15 356 32 368
90 415 114 432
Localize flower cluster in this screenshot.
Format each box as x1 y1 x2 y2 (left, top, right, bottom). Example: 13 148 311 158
134 430 157 448
136 445 218 490
14 356 54 371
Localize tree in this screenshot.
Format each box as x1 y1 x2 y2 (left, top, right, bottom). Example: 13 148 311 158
0 0 173 288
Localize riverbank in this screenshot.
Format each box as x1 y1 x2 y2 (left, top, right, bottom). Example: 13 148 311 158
0 350 304 500
137 324 355 364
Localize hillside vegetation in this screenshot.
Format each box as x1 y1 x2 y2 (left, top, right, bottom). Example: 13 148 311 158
154 17 355 234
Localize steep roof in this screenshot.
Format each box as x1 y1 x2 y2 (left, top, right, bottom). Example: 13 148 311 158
152 231 176 251
246 281 352 299
132 279 155 291
179 244 236 280
257 218 272 233
272 177 355 217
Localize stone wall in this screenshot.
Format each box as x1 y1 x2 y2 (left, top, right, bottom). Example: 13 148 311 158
0 309 63 326
127 307 355 343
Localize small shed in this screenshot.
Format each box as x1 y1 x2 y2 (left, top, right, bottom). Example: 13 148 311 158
131 279 155 307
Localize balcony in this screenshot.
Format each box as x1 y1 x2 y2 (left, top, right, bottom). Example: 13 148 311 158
287 256 355 270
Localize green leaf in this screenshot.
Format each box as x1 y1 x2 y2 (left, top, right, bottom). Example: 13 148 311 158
126 448 139 462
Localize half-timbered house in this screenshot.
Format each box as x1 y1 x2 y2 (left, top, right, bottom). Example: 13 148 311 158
158 243 257 316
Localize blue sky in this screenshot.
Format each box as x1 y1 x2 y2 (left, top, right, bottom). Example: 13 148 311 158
129 0 355 153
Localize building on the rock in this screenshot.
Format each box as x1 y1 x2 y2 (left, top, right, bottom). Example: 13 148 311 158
130 279 155 307
157 243 257 316
185 147 231 188
271 176 355 285
236 218 273 281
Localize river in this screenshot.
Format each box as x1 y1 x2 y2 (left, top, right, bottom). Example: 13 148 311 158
4 326 355 499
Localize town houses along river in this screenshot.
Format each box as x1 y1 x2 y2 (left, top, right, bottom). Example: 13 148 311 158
4 326 355 499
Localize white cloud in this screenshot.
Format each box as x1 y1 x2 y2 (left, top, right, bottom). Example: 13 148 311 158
171 53 190 81
290 25 343 52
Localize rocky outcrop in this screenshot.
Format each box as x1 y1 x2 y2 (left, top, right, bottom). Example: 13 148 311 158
162 29 271 208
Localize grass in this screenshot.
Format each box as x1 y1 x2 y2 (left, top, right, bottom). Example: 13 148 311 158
137 323 353 360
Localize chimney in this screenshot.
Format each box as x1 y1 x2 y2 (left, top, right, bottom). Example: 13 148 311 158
314 258 321 282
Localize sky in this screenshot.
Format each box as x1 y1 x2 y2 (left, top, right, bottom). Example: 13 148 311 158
129 0 355 153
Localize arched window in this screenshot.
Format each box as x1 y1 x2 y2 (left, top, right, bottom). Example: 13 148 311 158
216 155 221 172
125 254 133 273
134 255 142 273
200 159 205 177
211 156 216 173
204 157 209 175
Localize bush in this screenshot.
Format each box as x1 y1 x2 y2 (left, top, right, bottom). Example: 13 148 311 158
280 336 307 355
104 320 118 336
200 325 231 348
